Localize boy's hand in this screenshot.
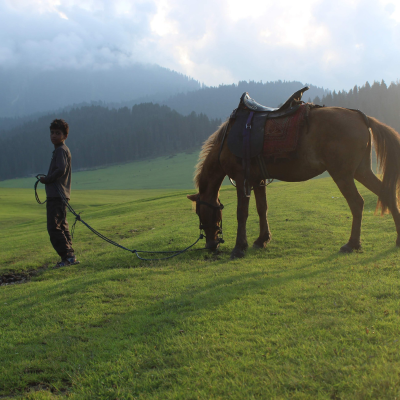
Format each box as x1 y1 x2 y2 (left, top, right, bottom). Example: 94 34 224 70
40 177 46 184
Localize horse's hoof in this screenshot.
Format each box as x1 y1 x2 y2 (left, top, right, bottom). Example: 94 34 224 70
230 249 246 259
340 242 361 253
253 234 271 249
253 241 266 249
340 244 354 253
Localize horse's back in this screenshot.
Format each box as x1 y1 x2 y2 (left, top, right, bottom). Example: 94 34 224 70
303 107 371 173
308 107 370 141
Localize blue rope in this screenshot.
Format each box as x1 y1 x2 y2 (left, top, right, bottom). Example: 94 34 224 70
35 175 206 261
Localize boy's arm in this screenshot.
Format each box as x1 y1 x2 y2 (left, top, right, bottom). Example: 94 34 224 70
41 149 69 184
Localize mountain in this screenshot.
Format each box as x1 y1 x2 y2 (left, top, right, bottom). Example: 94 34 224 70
0 79 329 133
0 64 201 118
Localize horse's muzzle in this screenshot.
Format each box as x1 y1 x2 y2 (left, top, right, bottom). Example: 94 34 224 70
205 240 220 251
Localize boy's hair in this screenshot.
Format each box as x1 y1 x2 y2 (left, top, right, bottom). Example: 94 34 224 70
50 119 69 137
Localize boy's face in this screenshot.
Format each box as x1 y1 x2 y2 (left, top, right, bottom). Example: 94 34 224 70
50 129 67 146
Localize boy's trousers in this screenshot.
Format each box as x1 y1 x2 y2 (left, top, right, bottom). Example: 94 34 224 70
46 198 74 259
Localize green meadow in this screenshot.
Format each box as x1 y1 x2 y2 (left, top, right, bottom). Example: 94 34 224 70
0 151 333 191
0 153 201 191
1 171 400 398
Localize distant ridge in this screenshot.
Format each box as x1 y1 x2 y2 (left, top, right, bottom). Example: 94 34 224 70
161 81 329 120
0 79 328 133
0 64 200 118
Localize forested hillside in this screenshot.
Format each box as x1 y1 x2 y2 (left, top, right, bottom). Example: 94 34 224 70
2 79 399 182
0 104 220 181
162 80 328 119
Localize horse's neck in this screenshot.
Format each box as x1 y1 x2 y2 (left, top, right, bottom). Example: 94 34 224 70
199 149 226 200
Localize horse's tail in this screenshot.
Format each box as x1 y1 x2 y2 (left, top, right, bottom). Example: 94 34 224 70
368 116 400 215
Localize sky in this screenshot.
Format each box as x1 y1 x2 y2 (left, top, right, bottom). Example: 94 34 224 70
1 0 399 91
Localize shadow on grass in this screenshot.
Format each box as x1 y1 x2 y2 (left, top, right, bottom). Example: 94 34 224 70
2 244 400 396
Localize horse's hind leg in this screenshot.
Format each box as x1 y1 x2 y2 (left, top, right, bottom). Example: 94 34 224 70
330 175 364 252
355 168 400 246
253 185 272 248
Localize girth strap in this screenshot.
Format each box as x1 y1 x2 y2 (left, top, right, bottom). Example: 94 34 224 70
256 155 273 185
243 112 254 197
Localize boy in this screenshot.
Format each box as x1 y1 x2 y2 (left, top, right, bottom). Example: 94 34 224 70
40 119 79 268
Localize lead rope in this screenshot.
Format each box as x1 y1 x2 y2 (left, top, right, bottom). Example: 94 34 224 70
34 175 207 261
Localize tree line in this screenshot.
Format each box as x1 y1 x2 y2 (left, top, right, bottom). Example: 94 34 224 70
1 79 400 181
0 103 220 181
313 80 400 132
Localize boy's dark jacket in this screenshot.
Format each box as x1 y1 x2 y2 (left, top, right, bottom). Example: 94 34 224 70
42 143 71 199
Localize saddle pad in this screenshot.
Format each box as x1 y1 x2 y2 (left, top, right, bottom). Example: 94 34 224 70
263 104 308 160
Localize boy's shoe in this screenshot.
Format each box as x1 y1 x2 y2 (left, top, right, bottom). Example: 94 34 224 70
66 256 80 266
54 260 69 268
54 256 80 268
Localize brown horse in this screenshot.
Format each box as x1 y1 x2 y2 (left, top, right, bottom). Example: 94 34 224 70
187 107 400 258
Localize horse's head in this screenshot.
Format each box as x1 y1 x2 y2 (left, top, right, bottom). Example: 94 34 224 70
187 193 224 251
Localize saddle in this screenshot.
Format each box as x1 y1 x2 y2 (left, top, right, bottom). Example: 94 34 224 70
239 86 309 116
225 86 310 196
228 86 309 159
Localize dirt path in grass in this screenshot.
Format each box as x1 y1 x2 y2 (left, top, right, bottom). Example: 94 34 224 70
0 265 48 286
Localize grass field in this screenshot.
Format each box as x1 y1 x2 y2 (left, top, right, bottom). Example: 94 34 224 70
0 151 332 191
1 177 400 399
0 153 202 191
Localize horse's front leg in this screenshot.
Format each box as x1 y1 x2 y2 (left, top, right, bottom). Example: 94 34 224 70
231 176 250 259
253 185 272 248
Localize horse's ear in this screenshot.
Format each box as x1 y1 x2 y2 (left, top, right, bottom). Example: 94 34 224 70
187 194 198 202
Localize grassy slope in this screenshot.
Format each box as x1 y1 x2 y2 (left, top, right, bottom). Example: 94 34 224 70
0 151 331 191
0 147 377 191
1 178 400 399
0 153 201 191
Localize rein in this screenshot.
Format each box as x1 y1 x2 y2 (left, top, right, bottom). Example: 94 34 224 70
34 175 208 261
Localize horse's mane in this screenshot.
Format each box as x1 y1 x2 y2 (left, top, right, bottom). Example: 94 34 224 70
194 120 229 189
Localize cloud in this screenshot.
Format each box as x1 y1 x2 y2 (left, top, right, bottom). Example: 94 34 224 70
0 0 399 90
152 0 400 90
0 0 157 69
